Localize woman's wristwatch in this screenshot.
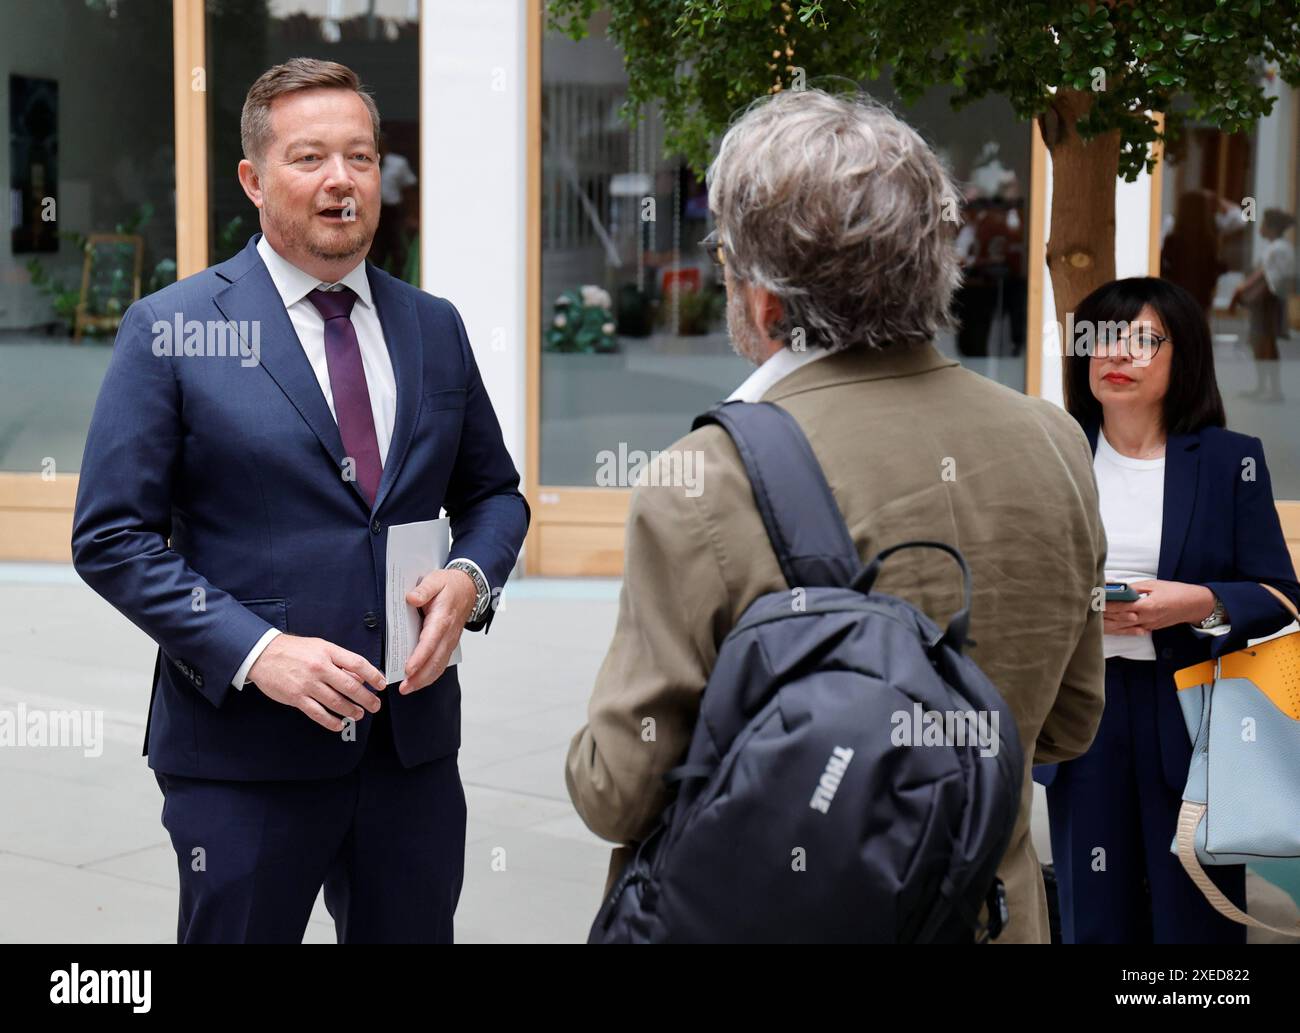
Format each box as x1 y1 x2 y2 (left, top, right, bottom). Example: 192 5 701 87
1198 593 1227 629
445 559 491 623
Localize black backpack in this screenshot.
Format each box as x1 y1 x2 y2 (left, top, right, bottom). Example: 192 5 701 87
589 400 1024 943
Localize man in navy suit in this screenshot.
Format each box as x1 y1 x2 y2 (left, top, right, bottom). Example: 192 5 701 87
71 58 529 943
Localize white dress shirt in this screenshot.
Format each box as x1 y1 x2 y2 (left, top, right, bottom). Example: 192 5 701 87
256 235 398 459
726 344 836 403
231 237 481 691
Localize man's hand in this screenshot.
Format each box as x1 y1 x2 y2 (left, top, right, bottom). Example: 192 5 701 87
400 568 478 695
248 634 386 732
1103 580 1217 635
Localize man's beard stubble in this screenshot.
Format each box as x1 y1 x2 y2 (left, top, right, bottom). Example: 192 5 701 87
725 280 769 365
263 190 376 264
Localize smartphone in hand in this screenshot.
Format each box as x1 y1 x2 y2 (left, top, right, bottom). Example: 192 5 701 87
1105 581 1141 603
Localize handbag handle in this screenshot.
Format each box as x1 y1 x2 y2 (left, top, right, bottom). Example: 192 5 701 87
1176 802 1300 938
1259 583 1300 623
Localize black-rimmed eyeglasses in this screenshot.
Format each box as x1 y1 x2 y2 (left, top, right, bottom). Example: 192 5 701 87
1093 328 1168 362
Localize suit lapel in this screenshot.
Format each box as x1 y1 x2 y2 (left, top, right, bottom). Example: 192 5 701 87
367 265 422 515
213 237 367 509
1084 420 1100 455
1157 432 1200 581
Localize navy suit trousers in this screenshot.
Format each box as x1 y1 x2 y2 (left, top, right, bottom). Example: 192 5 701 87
155 700 467 944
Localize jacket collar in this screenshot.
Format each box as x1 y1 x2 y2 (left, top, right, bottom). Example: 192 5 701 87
762 341 959 402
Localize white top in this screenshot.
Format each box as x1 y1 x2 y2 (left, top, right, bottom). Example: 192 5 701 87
1261 237 1295 298
726 345 835 403
381 152 418 206
1095 430 1165 661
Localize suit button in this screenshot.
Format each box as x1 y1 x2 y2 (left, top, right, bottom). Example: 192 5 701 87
1161 648 1173 660
371 518 382 535
363 611 379 629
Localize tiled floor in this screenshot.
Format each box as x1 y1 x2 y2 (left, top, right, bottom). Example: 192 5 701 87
0 569 619 944
1 567 1295 943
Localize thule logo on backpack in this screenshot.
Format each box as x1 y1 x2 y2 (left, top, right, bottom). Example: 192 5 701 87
809 746 855 814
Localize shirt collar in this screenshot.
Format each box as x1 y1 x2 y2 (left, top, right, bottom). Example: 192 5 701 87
726 345 836 403
256 233 373 311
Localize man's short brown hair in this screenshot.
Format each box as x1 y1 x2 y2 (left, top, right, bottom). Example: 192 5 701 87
240 57 381 165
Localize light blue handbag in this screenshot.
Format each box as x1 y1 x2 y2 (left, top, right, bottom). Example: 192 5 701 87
1170 585 1300 936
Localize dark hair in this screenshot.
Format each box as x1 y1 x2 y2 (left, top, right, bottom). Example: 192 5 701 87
1263 208 1296 236
1064 276 1226 435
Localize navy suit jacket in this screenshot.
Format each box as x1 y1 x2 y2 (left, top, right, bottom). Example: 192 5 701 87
1036 420 1299 790
72 235 530 780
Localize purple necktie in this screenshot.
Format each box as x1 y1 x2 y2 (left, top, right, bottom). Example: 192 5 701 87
307 286 383 508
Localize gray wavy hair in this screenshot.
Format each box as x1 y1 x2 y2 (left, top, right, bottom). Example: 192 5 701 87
707 89 962 352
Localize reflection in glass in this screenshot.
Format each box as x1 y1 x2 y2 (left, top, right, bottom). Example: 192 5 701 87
540 24 1034 488
2 0 176 474
1159 78 1299 498
541 18 747 487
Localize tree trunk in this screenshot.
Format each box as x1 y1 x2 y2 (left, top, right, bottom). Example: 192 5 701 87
1038 87 1123 343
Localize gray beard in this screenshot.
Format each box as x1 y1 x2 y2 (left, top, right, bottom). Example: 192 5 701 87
726 284 768 365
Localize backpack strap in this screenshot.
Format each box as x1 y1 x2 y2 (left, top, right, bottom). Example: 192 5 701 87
692 400 860 589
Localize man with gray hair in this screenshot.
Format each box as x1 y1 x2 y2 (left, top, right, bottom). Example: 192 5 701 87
566 89 1106 943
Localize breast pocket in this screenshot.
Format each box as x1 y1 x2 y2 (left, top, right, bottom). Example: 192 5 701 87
423 388 467 414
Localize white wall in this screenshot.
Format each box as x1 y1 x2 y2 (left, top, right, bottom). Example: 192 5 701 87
420 0 528 484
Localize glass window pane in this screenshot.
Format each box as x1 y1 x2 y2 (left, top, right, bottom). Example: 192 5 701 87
539 23 1033 488
3 0 175 475
206 0 421 282
1159 81 1299 499
540 20 748 487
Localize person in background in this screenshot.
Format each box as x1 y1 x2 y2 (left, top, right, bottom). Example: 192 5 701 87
372 130 418 275
1230 208 1295 404
1161 189 1227 316
1046 276 1300 943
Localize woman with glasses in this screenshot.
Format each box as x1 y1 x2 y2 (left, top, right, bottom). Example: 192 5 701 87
1039 276 1300 943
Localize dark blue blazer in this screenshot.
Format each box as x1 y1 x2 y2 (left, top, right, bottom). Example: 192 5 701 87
72 235 530 780
1037 421 1299 790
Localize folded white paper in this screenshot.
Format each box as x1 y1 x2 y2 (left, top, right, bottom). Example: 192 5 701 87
385 517 462 685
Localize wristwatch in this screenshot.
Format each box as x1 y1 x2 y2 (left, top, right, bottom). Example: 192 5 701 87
446 559 491 623
1198 594 1227 630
